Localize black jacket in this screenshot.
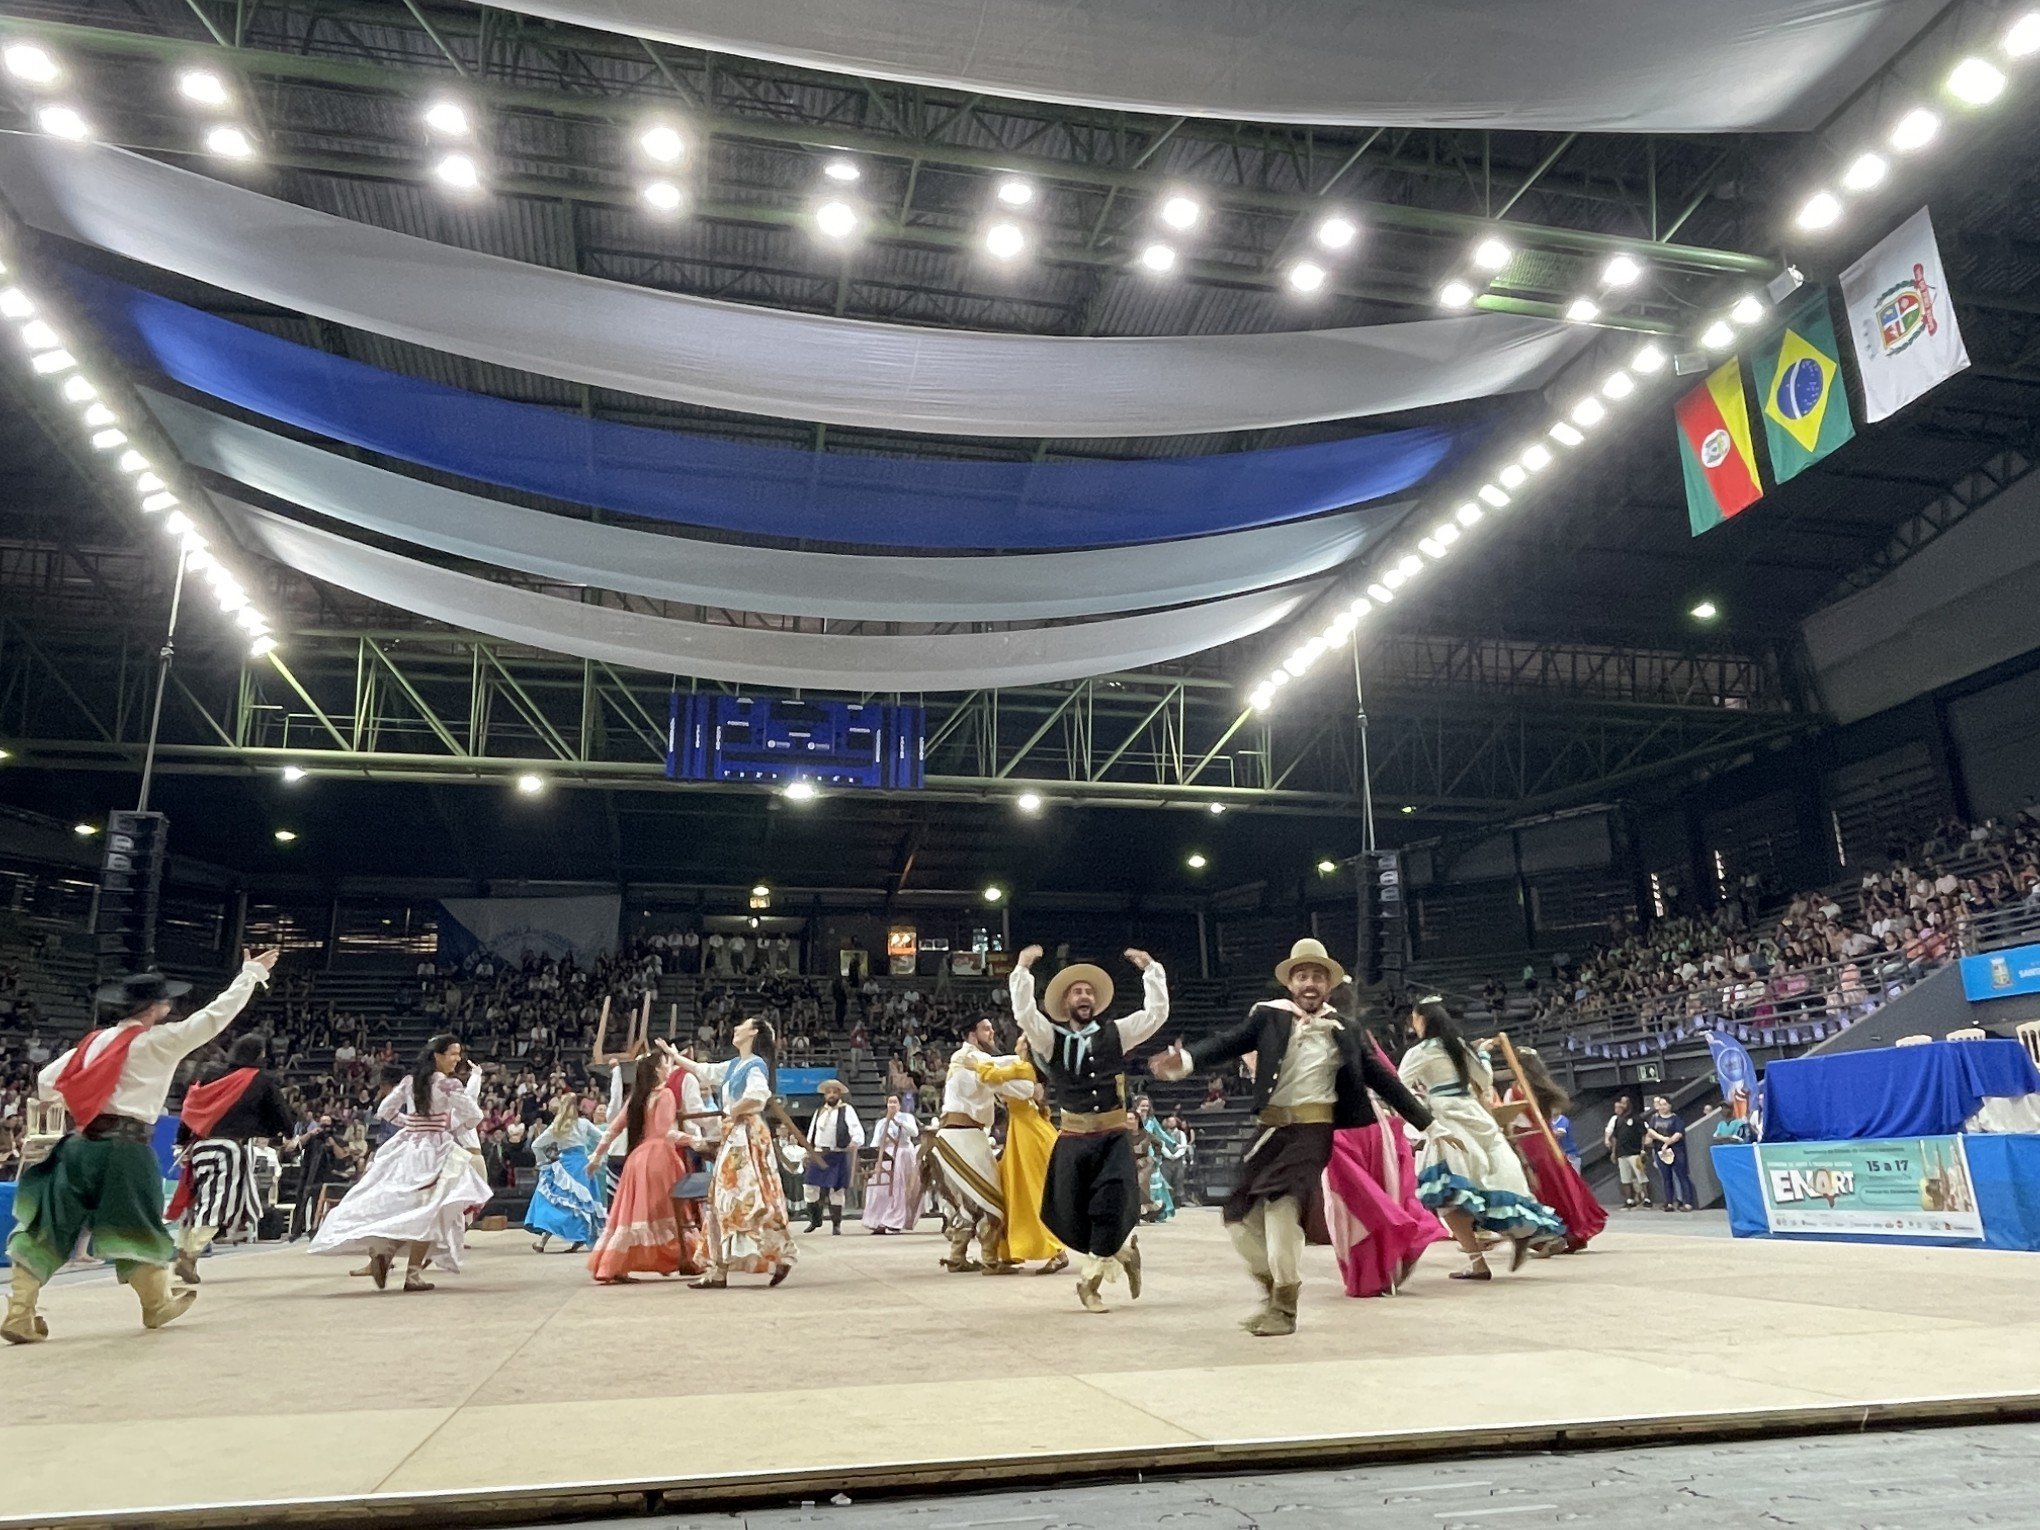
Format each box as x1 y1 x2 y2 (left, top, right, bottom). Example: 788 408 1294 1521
1187 1001 1432 1132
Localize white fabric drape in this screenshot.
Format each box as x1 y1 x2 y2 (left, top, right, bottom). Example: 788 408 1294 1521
151 390 1401 623
0 140 1586 439
483 0 1938 131
222 501 1318 691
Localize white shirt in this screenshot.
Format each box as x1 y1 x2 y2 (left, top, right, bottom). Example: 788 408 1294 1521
807 1101 864 1153
868 1112 920 1150
38 960 271 1124
1267 1010 1345 1109
1008 961 1170 1059
696 1056 772 1112
941 1044 1031 1126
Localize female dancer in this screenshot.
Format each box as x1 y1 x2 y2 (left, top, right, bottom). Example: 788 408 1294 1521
974 1042 1068 1273
586 1046 704 1282
1397 999 1567 1282
526 1093 605 1254
1134 1097 1179 1222
1322 1033 1451 1297
310 1035 491 1291
860 1094 922 1235
669 1021 796 1287
1497 1044 1607 1252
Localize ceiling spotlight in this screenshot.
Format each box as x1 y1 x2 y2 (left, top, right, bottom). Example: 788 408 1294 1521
250 635 278 658
28 349 74 375
1795 191 1843 231
983 220 1027 260
1249 688 1275 712
641 180 685 214
163 512 193 539
274 829 298 843
1439 279 1475 308
995 177 1034 207
1400 805 1415 815
236 607 267 632
282 765 306 783
515 772 545 795
1601 253 1642 287
0 288 33 320
205 125 255 160
135 472 165 494
2004 10 2040 55
423 100 471 137
432 153 481 191
1455 504 1483 527
1315 214 1358 250
1471 235 1513 271
1282 649 1312 675
1016 791 1044 813
1842 152 1889 193
983 886 1004 903
1138 242 1177 274
814 199 859 241
4 43 60 85
60 375 96 404
1477 483 1511 509
784 779 818 801
143 492 179 514
1520 443 1553 472
178 68 229 107
1433 521 1461 544
1287 260 1328 294
1549 420 1585 447
1603 370 1637 400
118 450 150 474
1159 192 1203 230
1700 319 1737 350
638 122 685 162
1570 395 1608 427
185 547 214 573
1564 297 1600 323
1186 853 1208 870
1317 859 1337 875
91 428 126 450
750 883 771 899
1396 554 1422 578
1381 567 1407 591
1888 107 1940 152
1631 342 1667 374
73 822 97 837
822 157 860 183
1208 802 1227 816
18 318 61 351
35 105 88 140
1499 463 1528 489
1690 599 1720 621
1418 536 1446 559
1729 293 1767 326
1366 582 1393 603
1347 595 1373 616
1945 56 2006 105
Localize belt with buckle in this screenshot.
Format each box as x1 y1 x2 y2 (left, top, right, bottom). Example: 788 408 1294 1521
938 1114 987 1131
1257 1103 1335 1128
83 1114 152 1143
1059 1107 1130 1135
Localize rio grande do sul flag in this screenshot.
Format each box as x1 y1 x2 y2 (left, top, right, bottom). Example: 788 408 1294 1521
1756 291 1855 483
1676 357 1763 536
1840 207 1969 423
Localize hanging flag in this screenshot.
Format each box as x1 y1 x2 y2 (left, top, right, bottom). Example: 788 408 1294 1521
1840 206 1970 423
1755 291 1855 482
1676 357 1763 535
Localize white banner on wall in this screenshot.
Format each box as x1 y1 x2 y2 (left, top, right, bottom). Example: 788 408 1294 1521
438 895 622 964
1839 207 1970 423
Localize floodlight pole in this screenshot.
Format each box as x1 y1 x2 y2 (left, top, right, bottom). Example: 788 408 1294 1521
1352 641 1376 854
135 554 187 814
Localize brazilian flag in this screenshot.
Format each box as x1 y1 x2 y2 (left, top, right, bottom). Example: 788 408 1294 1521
1755 291 1855 483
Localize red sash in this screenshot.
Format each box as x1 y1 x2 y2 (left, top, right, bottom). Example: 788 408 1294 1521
51 1025 147 1126
180 1068 259 1137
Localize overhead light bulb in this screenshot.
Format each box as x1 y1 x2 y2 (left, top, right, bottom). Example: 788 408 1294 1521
274 829 298 843
638 123 685 162
1382 567 1409 590
983 220 1026 260
1347 595 1372 616
91 428 126 450
1603 370 1637 400
516 772 545 795
73 822 97 837
0 288 33 320
35 105 88 140
185 547 215 573
1286 260 1327 294
143 492 178 514
1366 583 1393 604
1138 242 1177 274
1472 235 1513 271
1317 859 1337 875
1159 192 1203 230
1690 600 1720 621
1795 191 1843 230
1439 279 1474 308
1842 152 1888 192
1631 342 1667 374
1729 293 1767 325
784 779 818 801
1520 443 1553 472
822 157 860 183
135 472 165 494
1564 297 1600 323
1396 554 1422 578
814 199 859 241
641 180 684 214
432 153 481 191
217 586 249 613
163 509 192 535
1888 108 1940 152
84 402 117 427
1455 504 1483 527
423 100 471 137
60 374 96 403
282 765 306 783
1700 319 1737 350
1016 791 1043 813
995 177 1034 207
1601 253 1642 287
1282 650 1311 675
1315 214 1358 250
2004 10 2040 55
18 318 61 351
4 43 60 85
1186 854 1207 870
28 349 73 374
1570 395 1608 427
118 450 150 474
235 606 266 632
205 124 255 159
178 69 229 107
1418 537 1445 559
1499 463 1527 489
1549 420 1585 447
1945 56 2006 105
250 635 278 658
1477 483 1510 508
1433 521 1461 544
983 886 1004 903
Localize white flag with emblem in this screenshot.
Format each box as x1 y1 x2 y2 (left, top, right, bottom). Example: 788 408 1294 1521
1839 207 1969 423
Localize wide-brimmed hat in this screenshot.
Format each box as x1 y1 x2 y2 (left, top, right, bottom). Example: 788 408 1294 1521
94 970 193 1009
1274 938 1347 990
1042 962 1114 1022
817 1076 851 1097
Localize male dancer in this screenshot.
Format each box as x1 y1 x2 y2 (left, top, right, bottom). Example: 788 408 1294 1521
801 1078 863 1234
169 1032 295 1283
1153 938 1430 1337
5 951 279 1344
926 1016 1032 1272
1010 945 1169 1312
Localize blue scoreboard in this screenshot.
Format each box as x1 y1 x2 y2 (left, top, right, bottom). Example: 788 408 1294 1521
669 696 924 789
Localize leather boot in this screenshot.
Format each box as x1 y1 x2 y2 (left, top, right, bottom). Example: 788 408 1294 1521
1247 1282 1300 1337
805 1203 824 1233
1119 1234 1143 1300
1075 1269 1108 1313
133 1266 198 1331
2 1269 47 1345
829 1205 843 1236
1239 1272 1275 1331
173 1249 202 1286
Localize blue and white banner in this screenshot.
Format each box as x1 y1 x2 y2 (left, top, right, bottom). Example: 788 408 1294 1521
1961 943 2040 1002
438 895 622 965
1707 1030 1763 1132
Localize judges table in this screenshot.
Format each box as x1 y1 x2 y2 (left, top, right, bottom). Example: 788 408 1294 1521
1759 1038 2040 1142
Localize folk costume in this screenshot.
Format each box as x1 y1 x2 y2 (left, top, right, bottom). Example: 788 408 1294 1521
1397 1041 1568 1247
5 961 272 1344
860 1108 922 1234
972 1055 1066 1268
1500 1087 1606 1252
170 1050 294 1281
695 1053 796 1284
801 1082 864 1235
1010 957 1169 1310
525 1114 607 1251
1156 940 1431 1336
1141 1113 1182 1221
1323 1036 1452 1298
587 1085 706 1281
927 1041 1034 1271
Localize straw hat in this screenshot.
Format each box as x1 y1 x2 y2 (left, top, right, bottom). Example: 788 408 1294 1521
1042 962 1114 1022
1274 938 1347 990
817 1076 851 1098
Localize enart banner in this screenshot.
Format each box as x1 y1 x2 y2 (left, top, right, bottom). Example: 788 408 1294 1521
1754 1134 1983 1239
438 895 622 965
1840 206 1970 423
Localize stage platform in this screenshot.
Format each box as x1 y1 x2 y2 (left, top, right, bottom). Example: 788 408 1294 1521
3 1209 2038 1530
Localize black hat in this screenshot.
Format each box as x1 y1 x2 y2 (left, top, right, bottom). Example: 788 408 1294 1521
95 971 193 1009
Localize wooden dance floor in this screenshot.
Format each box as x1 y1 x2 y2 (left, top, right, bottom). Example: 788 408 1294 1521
3 1211 2037 1529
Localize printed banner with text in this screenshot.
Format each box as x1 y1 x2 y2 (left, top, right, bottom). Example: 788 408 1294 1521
1754 1134 1984 1240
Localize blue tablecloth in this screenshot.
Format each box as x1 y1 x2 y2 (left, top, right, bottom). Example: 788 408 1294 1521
0 1181 15 1267
1760 1039 2040 1142
1716 1136 2040 1251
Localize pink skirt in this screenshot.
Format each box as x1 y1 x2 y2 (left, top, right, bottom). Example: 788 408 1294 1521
1322 1119 1451 1297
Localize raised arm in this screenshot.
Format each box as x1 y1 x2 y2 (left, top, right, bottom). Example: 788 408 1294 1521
1007 946 1054 1054
140 951 280 1063
1152 1008 1264 1082
1115 951 1169 1049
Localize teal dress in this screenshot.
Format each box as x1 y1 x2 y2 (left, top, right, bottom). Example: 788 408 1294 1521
1142 1117 1180 1221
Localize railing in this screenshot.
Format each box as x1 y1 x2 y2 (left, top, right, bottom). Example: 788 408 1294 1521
1959 899 2040 957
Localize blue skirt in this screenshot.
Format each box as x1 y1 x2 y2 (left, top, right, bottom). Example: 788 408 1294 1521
525 1145 607 1245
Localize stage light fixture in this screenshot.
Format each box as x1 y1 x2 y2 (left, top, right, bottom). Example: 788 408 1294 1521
814 199 859 241
1159 192 1203 230
1889 107 1940 151
423 100 471 137
638 122 685 162
250 635 278 658
1946 56 2006 104
35 105 88 140
1700 320 1736 350
1439 279 1474 308
143 492 178 514
1016 791 1043 813
1315 214 1358 250
641 180 684 214
185 547 214 573
217 585 248 614
995 177 1034 207
1249 688 1274 712
515 773 545 795
822 158 860 183
18 318 60 351
1498 463 1527 489
1842 152 1889 192
1186 854 1208 870
1603 370 1637 400
983 886 1004 903
1570 395 1608 427
1208 802 1227 815
1601 253 1642 287
118 450 150 474
1418 537 1445 559
1282 649 1311 675
4 43 60 84
135 472 165 494
1477 483 1510 508
274 829 298 843
1366 583 1393 603
282 765 306 783
2005 10 2040 55
0 288 33 320
1317 860 1337 875
784 779 818 801
30 348 75 374
1631 342 1667 374
432 153 481 191
1471 235 1512 271
163 510 192 536
1287 260 1327 294
205 125 255 159
1433 521 1461 545
84 402 117 427
91 428 125 450
1729 293 1767 326
983 220 1026 260
72 822 97 837
1379 570 1406 593
60 374 96 404
1550 419 1586 447
1690 600 1720 620
1348 594 1373 618
236 607 267 632
1138 242 1177 274
1455 504 1483 527
178 68 229 107
1396 554 1423 578
1564 297 1600 323
1521 443 1553 472
1795 191 1843 230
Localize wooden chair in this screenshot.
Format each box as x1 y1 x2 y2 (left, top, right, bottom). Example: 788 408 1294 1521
21 1099 68 1170
1944 1027 1988 1042
2017 1020 2040 1071
1894 1034 1933 1047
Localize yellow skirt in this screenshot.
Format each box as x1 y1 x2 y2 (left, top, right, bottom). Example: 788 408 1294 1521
994 1101 1063 1262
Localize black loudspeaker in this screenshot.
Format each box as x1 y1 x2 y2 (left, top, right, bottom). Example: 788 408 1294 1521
1357 848 1408 992
94 810 169 980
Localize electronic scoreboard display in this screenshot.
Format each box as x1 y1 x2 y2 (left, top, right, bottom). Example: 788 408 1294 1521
669 696 923 789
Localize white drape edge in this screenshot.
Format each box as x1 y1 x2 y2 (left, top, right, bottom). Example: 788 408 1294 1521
221 500 1320 692
483 0 1939 132
148 390 1403 623
0 140 1588 439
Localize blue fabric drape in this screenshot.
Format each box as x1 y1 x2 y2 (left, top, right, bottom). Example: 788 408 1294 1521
69 268 1467 552
1759 1040 2040 1142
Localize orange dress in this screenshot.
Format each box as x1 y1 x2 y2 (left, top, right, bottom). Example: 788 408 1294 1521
588 1089 706 1280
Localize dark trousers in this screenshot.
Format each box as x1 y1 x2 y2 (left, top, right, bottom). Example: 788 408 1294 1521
1658 1156 1695 1206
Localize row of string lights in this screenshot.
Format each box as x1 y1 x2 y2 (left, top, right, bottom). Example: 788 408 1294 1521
1243 9 2040 716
